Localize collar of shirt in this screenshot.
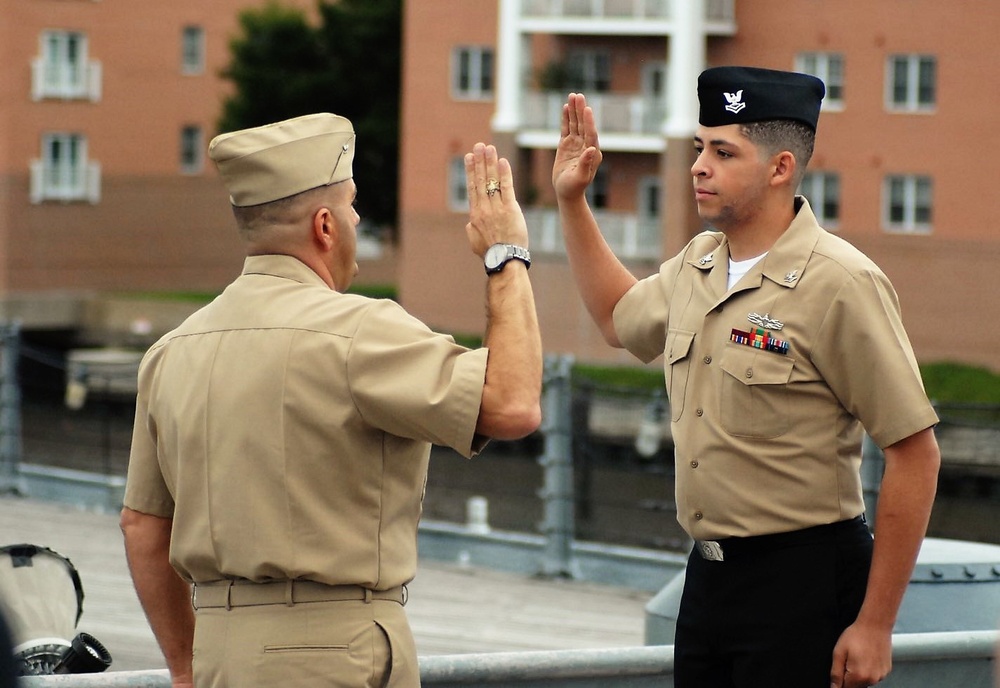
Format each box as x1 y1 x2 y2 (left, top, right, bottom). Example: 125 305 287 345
242 254 329 288
687 196 824 296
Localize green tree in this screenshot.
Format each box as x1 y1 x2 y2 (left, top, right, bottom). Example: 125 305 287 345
218 0 401 236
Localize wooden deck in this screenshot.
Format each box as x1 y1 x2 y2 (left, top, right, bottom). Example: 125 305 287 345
0 496 653 673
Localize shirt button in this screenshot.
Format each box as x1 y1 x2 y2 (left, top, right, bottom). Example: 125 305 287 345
703 355 712 364
745 368 753 379
694 511 704 520
690 460 699 469
695 408 704 416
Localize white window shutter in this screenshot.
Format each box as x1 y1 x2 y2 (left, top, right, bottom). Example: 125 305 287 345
31 58 44 101
29 160 44 203
86 161 101 204
88 60 102 102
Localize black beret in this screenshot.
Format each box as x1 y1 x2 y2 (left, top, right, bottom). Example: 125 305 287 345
698 66 826 131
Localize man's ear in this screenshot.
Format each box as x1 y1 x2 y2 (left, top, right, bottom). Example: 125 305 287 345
312 207 337 250
770 151 797 187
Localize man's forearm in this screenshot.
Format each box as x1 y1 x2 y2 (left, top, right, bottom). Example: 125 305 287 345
557 195 636 347
478 261 542 439
121 508 195 683
857 428 940 629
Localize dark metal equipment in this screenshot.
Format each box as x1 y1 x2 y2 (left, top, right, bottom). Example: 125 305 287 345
0 543 112 675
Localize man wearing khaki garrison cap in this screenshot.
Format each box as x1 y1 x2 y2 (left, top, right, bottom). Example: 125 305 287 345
553 67 940 688
121 113 542 687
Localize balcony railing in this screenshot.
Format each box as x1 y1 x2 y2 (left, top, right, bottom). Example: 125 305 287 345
29 160 102 204
31 58 102 102
522 0 734 23
523 92 666 137
525 207 661 260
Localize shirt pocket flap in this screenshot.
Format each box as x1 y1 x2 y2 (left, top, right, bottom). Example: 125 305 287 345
720 347 794 386
666 329 695 365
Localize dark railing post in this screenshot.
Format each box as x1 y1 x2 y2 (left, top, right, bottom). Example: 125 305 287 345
538 353 579 578
861 432 884 524
0 321 23 494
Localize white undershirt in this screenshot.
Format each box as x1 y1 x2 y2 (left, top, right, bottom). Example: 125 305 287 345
727 253 767 289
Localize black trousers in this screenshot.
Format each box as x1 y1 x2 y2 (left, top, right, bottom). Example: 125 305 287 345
674 517 873 688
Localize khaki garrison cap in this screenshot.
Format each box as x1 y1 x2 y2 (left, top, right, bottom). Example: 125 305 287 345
208 113 355 207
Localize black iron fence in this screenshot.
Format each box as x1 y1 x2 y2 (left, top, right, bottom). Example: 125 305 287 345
4 332 1000 549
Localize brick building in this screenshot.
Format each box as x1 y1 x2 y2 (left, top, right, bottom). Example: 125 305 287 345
398 0 1000 371
2 0 998 373
0 0 391 348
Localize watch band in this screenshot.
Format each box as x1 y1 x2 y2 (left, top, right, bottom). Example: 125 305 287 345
485 244 531 274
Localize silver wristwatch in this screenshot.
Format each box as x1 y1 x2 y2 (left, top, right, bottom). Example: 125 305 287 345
484 243 531 275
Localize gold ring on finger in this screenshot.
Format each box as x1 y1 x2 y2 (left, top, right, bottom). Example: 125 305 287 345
485 178 500 196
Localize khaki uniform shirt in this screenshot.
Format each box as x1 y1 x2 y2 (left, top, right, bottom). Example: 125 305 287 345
614 199 939 541
124 255 488 589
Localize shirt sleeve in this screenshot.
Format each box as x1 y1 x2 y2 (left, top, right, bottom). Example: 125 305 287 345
123 355 176 517
347 299 489 458
810 268 939 448
613 255 688 364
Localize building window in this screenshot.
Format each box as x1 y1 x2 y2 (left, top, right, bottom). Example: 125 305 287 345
30 133 101 204
180 126 203 174
452 47 494 100
884 175 932 233
887 55 936 111
448 156 468 211
586 165 608 209
799 172 840 228
32 31 101 101
796 52 844 108
567 50 612 93
181 25 205 75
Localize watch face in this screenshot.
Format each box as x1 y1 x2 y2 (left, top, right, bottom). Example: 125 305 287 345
484 244 507 270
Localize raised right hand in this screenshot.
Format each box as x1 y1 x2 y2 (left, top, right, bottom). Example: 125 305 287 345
552 93 603 202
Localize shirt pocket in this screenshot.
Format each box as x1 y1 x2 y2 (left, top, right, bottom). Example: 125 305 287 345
719 346 795 438
665 329 695 422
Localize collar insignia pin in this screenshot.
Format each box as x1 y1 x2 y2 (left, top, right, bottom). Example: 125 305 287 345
784 270 798 283
698 252 714 266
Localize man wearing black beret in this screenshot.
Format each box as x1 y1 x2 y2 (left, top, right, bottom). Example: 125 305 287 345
552 66 940 687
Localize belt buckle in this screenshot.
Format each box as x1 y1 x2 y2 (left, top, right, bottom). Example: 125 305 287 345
697 540 724 562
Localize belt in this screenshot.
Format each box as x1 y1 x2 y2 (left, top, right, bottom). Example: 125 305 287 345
694 515 868 562
192 579 407 610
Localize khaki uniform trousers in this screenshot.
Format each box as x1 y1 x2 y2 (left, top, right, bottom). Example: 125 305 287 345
191 582 417 688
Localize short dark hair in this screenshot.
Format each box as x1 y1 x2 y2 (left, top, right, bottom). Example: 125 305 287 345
230 185 328 238
740 119 815 185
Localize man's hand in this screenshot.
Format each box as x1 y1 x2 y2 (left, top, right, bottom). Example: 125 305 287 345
552 93 603 201
464 142 529 258
830 620 892 687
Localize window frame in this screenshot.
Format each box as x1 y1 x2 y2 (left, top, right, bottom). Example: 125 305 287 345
795 52 844 110
33 30 101 101
447 156 469 211
799 171 841 229
451 46 495 101
31 131 101 204
886 54 936 112
566 49 612 93
883 174 933 234
180 125 204 174
181 25 206 75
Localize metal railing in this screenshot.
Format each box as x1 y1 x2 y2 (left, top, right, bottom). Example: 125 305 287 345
523 208 661 260
522 92 666 137
19 630 999 687
520 0 735 24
